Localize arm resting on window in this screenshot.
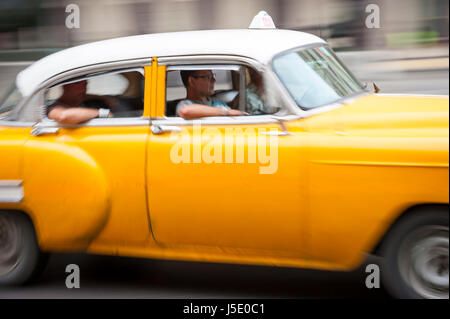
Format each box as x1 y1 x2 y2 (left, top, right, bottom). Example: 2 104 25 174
178 104 244 119
48 106 103 125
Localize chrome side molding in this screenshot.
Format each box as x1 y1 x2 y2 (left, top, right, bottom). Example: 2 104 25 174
31 126 59 136
151 124 182 135
0 181 24 203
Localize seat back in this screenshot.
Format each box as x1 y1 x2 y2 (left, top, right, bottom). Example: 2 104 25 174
166 99 183 117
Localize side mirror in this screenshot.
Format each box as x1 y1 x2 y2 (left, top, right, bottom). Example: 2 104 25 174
373 82 380 93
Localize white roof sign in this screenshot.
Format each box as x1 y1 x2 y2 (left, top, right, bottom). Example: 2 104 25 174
249 11 276 29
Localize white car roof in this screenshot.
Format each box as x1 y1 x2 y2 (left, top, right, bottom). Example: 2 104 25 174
16 29 326 96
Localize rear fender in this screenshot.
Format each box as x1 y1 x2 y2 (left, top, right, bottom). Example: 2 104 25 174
22 140 110 250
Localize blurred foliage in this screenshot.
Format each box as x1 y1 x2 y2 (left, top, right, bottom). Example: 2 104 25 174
386 31 440 47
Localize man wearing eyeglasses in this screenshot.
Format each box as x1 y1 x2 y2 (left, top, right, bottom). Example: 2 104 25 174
176 70 246 119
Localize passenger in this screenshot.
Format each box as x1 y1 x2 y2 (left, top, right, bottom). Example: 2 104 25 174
231 68 274 115
246 68 266 115
47 80 118 124
176 70 246 119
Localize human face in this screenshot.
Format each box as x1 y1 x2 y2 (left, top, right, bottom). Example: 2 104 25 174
190 70 216 97
63 80 87 102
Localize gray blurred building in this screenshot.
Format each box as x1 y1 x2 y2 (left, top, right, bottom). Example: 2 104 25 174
0 0 448 96
0 0 448 50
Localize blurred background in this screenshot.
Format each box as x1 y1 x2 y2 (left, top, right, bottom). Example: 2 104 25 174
0 0 448 99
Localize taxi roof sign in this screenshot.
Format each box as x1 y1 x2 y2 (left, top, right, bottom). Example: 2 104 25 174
249 11 276 29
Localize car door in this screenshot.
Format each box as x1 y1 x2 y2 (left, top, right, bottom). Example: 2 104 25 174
0 87 30 204
146 60 309 256
22 63 153 252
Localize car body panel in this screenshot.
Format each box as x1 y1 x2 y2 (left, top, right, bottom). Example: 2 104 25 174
0 127 26 181
4 125 150 251
146 121 308 256
0 29 448 274
297 94 449 267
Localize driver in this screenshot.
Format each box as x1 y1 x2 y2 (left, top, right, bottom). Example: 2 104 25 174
47 80 118 124
176 70 246 119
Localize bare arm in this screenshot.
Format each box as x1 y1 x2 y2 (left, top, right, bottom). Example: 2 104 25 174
178 104 244 120
48 106 101 125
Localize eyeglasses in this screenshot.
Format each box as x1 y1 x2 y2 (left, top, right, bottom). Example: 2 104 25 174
192 73 215 80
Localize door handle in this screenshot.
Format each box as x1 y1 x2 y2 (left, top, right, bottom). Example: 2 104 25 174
151 125 181 135
30 126 59 136
261 130 291 136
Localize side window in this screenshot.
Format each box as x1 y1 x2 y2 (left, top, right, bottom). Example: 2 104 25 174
45 68 145 119
165 69 236 117
164 66 280 118
0 86 23 119
241 67 285 115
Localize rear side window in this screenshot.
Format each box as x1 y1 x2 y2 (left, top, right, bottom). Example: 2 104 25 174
45 69 145 119
0 86 23 119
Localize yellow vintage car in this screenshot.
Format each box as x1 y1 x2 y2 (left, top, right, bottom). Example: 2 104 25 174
0 18 448 298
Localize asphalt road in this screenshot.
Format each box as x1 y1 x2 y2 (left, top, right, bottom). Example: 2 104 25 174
0 253 390 299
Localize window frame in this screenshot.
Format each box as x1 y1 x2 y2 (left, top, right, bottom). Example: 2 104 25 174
8 58 151 128
42 67 146 123
165 64 247 116
271 43 369 112
159 57 299 124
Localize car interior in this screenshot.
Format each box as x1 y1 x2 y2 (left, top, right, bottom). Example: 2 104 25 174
165 67 273 117
45 69 145 118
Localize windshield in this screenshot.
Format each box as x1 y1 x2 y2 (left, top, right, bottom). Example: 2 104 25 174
272 46 365 110
0 86 23 119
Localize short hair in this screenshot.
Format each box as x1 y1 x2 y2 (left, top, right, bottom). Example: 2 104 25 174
180 70 197 88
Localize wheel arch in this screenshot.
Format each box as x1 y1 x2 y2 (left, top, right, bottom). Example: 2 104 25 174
0 209 50 285
0 209 40 243
371 203 449 256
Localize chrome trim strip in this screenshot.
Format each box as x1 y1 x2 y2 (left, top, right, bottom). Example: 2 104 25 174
167 65 241 71
0 181 23 203
0 120 34 127
30 126 59 136
82 118 151 127
311 160 449 169
261 131 291 136
151 124 181 134
151 115 282 126
36 117 151 129
158 55 265 72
